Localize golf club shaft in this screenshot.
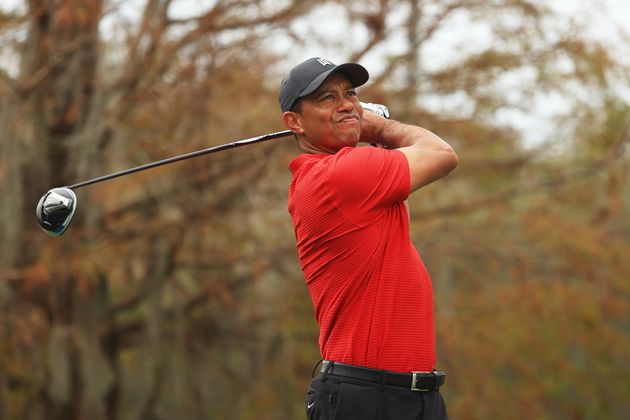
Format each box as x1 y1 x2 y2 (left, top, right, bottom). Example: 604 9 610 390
68 130 293 190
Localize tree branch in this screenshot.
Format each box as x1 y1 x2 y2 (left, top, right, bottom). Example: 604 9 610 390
0 33 95 97
0 68 19 93
411 162 608 220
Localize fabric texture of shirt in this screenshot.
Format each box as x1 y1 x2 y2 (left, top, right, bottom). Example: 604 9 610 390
288 146 435 372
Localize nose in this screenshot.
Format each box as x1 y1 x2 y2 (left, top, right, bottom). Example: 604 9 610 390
337 95 354 113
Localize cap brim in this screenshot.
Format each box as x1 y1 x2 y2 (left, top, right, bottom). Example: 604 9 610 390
298 63 369 99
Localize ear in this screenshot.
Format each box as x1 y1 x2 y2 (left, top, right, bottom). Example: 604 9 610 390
282 111 305 135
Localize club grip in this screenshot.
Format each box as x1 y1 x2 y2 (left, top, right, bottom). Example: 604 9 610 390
360 102 390 119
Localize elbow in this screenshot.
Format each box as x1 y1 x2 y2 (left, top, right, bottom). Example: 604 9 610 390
442 147 459 175
449 148 459 171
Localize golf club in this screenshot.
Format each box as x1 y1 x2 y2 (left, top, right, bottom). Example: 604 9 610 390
36 102 390 237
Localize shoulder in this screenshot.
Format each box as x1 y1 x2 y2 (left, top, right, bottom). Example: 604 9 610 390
289 153 329 174
329 146 407 175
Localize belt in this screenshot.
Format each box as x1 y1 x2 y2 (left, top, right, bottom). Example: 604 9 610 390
320 361 445 392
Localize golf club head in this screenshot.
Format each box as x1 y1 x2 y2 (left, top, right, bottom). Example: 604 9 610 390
36 187 77 237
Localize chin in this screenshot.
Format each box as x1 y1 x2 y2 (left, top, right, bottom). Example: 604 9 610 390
344 134 360 147
318 132 360 152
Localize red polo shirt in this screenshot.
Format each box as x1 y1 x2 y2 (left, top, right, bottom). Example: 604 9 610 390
288 146 435 372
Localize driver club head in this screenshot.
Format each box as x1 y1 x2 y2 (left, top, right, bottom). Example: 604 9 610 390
36 187 77 237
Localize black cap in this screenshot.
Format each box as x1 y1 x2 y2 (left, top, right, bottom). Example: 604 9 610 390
279 57 369 113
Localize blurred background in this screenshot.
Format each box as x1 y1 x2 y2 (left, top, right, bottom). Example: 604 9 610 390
0 1 628 419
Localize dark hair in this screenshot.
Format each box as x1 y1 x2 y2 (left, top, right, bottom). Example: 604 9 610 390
289 98 303 114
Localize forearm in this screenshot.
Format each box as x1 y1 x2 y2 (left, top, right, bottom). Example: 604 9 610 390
360 110 453 152
360 110 459 191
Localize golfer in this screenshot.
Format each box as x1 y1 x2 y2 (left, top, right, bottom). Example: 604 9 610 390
280 57 458 419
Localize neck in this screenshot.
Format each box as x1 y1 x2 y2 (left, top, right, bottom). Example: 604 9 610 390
297 136 339 155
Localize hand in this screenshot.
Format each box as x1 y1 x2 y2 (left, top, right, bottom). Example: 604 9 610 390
360 106 389 146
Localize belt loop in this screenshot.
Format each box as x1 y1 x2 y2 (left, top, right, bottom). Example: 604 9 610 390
311 359 324 378
321 360 334 382
432 370 439 391
379 371 387 392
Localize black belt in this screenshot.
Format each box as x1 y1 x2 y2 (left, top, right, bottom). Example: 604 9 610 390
320 361 445 392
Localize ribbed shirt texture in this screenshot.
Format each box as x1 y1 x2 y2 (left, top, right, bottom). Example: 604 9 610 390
288 146 435 372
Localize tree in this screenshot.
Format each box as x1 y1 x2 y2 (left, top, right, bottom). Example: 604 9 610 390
1 1 315 418
0 0 628 419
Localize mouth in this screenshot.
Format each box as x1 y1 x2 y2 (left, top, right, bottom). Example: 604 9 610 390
336 115 360 125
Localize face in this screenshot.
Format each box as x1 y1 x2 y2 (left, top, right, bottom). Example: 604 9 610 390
283 73 363 154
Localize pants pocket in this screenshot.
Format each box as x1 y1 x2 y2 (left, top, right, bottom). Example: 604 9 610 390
305 377 340 419
305 387 319 420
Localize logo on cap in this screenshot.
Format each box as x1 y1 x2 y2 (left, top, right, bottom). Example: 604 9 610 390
316 58 333 67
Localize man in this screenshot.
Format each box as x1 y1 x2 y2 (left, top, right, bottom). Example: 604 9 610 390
279 57 458 420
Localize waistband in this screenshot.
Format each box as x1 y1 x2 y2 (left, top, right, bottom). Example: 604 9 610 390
320 360 445 392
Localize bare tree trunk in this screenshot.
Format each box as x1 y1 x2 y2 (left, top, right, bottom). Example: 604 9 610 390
13 2 102 418
19 0 102 206
0 96 25 269
405 0 422 105
100 273 121 420
0 287 6 420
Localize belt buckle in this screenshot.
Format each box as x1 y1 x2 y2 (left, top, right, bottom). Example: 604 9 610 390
410 371 432 392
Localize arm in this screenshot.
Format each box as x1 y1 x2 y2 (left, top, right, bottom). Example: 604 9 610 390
360 110 458 193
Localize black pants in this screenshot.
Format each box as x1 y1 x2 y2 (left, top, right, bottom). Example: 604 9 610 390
305 373 449 420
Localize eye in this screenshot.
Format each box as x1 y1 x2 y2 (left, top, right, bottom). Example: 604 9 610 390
320 94 335 102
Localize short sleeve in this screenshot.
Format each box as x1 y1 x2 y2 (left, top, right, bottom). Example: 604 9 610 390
326 147 410 224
